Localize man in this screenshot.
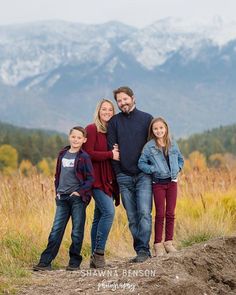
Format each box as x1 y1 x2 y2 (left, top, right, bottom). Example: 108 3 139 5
107 86 153 263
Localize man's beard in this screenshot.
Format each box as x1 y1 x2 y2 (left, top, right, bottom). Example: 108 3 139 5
119 104 131 113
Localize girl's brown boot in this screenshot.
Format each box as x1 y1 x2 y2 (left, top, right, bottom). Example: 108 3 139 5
153 243 166 257
163 240 177 253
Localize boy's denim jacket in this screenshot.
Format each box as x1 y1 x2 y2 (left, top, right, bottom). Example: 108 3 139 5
138 139 184 180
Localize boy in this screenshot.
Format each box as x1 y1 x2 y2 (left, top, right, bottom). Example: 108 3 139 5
33 126 94 271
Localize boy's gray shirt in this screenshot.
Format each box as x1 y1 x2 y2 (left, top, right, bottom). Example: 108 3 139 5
57 151 81 194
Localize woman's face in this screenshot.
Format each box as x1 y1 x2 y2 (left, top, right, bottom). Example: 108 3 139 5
99 101 114 123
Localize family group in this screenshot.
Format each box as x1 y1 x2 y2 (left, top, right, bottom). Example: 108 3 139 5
33 86 184 271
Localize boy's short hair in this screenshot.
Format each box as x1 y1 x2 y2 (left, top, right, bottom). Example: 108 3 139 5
113 86 134 100
69 126 87 137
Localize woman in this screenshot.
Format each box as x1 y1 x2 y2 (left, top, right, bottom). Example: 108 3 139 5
83 99 120 268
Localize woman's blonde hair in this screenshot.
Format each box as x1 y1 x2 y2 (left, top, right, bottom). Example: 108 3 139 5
94 99 115 133
148 117 171 154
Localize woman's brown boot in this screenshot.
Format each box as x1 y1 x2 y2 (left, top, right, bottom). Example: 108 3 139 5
90 252 105 268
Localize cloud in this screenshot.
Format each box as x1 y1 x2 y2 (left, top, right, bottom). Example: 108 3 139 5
0 0 236 28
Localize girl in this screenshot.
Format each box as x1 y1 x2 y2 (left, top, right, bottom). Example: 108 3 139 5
138 117 184 256
83 99 120 268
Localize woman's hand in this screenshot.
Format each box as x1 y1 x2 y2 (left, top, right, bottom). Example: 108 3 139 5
112 148 120 161
112 143 120 161
113 143 119 151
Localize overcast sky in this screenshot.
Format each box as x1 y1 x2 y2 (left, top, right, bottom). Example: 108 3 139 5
0 0 236 28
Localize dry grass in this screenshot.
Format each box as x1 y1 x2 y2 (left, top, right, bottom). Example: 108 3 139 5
175 167 236 246
0 166 236 293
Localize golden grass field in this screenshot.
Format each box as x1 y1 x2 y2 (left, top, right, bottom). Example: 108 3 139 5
0 166 236 293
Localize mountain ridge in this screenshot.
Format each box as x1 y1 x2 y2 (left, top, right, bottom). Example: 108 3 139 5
0 18 236 137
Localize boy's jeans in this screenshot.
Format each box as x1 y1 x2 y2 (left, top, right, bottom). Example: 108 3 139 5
91 189 115 254
39 194 86 267
116 172 152 256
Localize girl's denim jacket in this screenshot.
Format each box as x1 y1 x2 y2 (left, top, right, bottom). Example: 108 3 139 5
138 139 184 180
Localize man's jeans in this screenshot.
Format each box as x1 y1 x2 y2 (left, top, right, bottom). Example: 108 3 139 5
39 194 86 267
91 189 115 254
116 172 152 255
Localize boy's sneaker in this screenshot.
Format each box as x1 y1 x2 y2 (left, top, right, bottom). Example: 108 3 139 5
33 263 52 271
66 264 80 271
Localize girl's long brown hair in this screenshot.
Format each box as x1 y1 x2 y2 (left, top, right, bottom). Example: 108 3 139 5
148 117 171 155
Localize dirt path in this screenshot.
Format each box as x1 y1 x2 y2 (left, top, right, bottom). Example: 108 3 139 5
20 236 236 294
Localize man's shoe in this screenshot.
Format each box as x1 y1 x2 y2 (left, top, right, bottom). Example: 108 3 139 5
129 253 150 263
66 264 80 271
33 263 52 271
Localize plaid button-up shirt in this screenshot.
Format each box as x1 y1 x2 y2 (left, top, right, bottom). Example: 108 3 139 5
54 146 94 205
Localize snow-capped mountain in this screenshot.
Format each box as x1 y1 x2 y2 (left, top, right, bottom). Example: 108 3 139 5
0 21 136 86
0 18 236 137
121 17 236 69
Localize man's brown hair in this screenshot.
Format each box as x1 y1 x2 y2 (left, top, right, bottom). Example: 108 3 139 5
113 86 134 100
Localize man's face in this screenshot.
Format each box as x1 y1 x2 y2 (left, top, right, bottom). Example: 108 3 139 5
116 92 135 113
